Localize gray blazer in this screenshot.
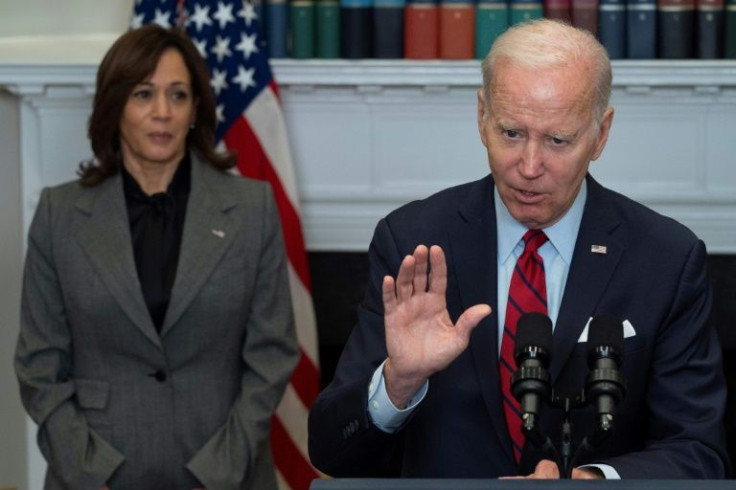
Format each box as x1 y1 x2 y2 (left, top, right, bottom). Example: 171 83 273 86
15 153 300 490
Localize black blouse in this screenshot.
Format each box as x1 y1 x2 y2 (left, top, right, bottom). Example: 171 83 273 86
122 155 191 332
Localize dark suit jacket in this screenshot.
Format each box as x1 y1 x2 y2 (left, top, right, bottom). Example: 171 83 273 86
308 174 728 479
15 154 300 490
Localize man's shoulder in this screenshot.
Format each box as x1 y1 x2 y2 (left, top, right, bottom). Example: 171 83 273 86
594 179 700 248
385 175 493 224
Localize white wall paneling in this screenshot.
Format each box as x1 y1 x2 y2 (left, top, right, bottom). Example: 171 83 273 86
5 60 734 252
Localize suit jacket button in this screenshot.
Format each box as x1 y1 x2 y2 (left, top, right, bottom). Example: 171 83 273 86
149 370 167 382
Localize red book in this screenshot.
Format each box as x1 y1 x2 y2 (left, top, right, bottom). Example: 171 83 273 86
405 3 440 58
545 0 573 22
572 0 599 35
439 3 476 59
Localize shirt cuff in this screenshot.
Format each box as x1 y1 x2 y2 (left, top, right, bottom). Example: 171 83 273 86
580 463 620 479
366 360 428 433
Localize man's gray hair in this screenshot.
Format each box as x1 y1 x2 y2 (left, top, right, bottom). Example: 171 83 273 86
481 19 612 126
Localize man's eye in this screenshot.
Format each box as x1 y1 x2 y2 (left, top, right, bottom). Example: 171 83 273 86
504 130 519 138
551 137 566 145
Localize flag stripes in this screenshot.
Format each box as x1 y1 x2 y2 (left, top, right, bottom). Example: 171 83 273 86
131 2 322 488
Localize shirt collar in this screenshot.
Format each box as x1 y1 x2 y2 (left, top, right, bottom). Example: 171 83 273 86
122 152 191 201
495 178 587 266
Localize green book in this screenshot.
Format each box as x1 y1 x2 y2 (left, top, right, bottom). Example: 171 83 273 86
509 0 543 25
291 0 316 58
476 1 508 59
726 0 736 57
317 0 341 58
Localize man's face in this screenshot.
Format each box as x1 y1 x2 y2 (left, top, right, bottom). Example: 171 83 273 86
477 59 613 229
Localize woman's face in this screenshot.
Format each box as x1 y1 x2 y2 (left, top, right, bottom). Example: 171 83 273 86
119 48 196 171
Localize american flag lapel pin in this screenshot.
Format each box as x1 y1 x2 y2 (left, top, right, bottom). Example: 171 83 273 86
591 244 607 254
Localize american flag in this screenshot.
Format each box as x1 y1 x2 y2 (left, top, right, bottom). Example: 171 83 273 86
131 2 321 488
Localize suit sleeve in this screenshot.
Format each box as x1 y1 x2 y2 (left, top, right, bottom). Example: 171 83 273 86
14 188 125 489
308 217 409 477
601 239 729 478
186 186 300 490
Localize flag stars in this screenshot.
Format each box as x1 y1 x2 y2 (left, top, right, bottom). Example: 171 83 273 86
130 12 145 29
193 38 208 58
189 3 213 31
232 65 257 92
238 2 258 27
215 104 226 124
235 32 259 59
153 8 173 28
213 1 236 29
210 68 229 96
211 35 232 63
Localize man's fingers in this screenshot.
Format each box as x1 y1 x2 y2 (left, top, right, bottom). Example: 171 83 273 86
382 275 397 315
529 460 561 479
395 254 416 302
412 245 429 295
455 304 492 340
427 245 447 295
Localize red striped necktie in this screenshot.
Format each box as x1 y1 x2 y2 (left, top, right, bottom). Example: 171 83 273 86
500 229 549 464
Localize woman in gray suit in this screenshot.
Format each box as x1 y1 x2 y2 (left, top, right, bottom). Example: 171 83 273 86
15 25 299 490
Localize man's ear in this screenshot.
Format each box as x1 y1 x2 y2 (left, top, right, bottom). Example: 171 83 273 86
477 89 489 148
591 107 614 161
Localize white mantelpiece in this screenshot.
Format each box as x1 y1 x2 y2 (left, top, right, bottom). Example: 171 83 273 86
2 59 736 252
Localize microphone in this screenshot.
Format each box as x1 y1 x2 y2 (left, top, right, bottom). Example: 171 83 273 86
511 313 553 436
585 314 627 434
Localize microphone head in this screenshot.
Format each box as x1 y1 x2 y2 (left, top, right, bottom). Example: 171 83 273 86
587 314 624 365
514 313 553 361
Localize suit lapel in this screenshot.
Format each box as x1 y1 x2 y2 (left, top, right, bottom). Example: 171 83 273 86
550 176 627 381
76 174 162 348
447 175 516 465
161 156 237 337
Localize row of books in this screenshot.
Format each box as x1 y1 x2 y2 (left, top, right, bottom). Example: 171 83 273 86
257 0 736 59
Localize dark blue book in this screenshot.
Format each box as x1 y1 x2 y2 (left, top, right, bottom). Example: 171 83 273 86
266 0 289 57
658 0 696 58
374 0 405 58
627 0 656 57
341 0 373 58
697 0 724 58
727 0 736 57
599 0 627 58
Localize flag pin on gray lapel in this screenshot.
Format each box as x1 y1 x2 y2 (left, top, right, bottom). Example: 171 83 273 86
212 229 226 239
591 245 607 254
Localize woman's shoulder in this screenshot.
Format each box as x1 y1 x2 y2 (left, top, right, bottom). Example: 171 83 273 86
197 160 273 201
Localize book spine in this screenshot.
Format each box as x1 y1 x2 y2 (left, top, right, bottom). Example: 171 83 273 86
599 0 627 58
658 0 696 58
317 0 341 58
573 0 599 35
341 0 373 58
475 1 509 59
627 0 657 57
545 0 573 22
405 1 440 58
440 1 476 59
374 0 406 58
291 0 316 58
509 0 544 25
267 0 289 58
696 0 724 58
727 0 736 57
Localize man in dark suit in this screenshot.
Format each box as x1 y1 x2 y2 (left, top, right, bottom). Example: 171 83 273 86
308 19 729 479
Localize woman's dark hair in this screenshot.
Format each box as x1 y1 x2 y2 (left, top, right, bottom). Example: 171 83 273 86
80 24 235 185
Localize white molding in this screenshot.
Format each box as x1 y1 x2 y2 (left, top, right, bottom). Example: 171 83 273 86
2 60 736 253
